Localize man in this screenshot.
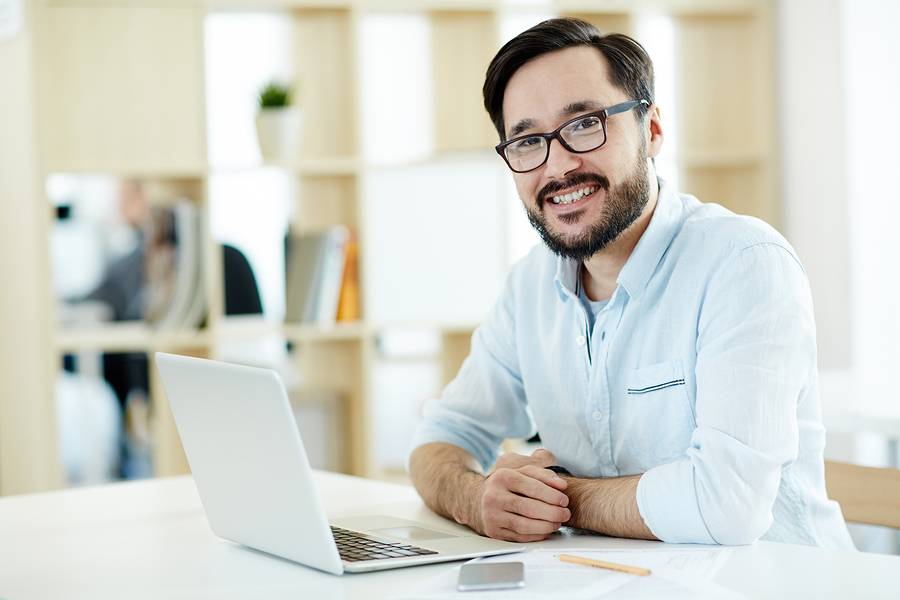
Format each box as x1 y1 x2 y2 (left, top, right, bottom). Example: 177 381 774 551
408 18 853 548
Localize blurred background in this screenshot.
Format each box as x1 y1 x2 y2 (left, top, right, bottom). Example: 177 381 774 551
1 0 898 552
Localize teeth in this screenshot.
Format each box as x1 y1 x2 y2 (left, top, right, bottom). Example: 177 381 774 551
551 186 595 205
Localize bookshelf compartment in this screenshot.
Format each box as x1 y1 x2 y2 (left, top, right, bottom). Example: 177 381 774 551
291 338 367 473
294 174 359 231
38 5 206 174
674 13 767 157
561 12 633 36
430 10 499 152
439 329 473 387
681 163 776 226
292 9 357 160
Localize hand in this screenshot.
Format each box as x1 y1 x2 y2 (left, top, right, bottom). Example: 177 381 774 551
471 462 571 542
493 448 557 471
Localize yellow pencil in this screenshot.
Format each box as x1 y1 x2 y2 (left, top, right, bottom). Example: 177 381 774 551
558 553 652 576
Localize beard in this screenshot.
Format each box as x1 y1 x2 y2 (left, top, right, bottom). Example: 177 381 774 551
525 149 651 261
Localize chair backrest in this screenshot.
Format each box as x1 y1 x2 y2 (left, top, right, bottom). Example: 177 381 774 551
824 460 900 529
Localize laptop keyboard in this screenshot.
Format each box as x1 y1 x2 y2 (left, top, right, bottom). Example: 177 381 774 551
331 526 439 562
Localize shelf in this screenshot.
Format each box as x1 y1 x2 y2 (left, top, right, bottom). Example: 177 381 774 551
195 0 761 14
54 319 479 353
213 315 283 342
283 321 371 343
44 165 208 179
201 0 498 10
679 150 762 169
557 0 759 15
215 317 371 343
211 157 361 177
200 0 352 9
55 323 210 353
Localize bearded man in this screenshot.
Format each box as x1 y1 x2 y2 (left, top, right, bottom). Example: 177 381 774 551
408 17 852 549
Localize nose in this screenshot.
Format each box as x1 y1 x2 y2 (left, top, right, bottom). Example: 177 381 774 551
543 137 580 179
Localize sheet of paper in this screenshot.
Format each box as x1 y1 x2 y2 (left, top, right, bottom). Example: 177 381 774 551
390 546 743 600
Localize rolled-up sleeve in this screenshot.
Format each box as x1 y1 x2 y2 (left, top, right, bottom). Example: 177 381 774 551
637 242 813 544
409 273 535 472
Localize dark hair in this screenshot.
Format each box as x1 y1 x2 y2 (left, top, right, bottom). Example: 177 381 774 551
483 18 655 141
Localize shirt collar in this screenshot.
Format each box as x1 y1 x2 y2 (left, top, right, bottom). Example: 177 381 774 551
616 178 683 299
553 178 683 302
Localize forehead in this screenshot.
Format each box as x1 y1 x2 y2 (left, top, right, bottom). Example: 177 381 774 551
502 45 620 134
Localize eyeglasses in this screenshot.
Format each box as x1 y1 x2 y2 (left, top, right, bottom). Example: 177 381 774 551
495 99 650 173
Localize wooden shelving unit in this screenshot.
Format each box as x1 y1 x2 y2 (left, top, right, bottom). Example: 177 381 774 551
15 0 778 492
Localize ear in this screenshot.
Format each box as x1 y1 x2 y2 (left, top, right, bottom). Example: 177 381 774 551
645 104 664 159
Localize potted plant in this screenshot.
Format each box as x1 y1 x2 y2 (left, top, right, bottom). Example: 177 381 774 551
255 81 301 163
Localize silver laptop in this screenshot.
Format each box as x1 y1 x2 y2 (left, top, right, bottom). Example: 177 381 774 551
154 352 522 574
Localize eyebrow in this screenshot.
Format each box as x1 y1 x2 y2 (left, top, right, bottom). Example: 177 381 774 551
506 100 606 138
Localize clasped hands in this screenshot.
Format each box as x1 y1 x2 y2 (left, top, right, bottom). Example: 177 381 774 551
470 448 571 542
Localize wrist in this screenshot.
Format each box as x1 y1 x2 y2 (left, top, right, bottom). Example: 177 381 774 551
453 470 486 529
559 476 593 529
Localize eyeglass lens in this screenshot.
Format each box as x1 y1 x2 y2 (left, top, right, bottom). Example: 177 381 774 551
504 114 607 172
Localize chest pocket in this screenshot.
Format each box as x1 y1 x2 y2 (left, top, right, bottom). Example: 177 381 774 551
613 360 694 473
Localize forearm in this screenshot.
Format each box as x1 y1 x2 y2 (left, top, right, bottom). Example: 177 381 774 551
408 442 486 528
563 475 657 540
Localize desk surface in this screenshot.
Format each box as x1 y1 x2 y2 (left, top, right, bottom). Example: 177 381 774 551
2 472 899 600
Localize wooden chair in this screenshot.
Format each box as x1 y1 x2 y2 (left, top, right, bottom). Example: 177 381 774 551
824 460 900 528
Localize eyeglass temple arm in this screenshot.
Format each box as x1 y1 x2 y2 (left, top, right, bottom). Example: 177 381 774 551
605 99 651 117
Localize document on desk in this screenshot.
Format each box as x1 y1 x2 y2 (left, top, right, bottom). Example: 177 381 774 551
391 547 744 600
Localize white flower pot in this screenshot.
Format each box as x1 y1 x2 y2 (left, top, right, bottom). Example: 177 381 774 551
255 108 301 163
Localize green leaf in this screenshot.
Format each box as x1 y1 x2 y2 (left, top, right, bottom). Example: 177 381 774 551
258 81 293 109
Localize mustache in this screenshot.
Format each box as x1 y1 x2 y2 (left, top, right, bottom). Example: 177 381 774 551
537 173 609 208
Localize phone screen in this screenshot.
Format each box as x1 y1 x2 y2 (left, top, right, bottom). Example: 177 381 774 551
457 561 525 592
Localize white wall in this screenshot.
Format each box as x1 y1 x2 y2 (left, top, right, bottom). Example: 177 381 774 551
777 0 852 372
842 0 900 414
780 0 900 554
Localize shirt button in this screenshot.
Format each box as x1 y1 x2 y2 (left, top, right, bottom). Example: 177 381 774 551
591 410 603 421
577 335 587 346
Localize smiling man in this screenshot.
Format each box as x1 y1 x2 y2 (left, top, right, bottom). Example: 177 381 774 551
408 18 853 548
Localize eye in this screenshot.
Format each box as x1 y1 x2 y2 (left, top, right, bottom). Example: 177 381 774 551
573 116 601 132
510 136 543 152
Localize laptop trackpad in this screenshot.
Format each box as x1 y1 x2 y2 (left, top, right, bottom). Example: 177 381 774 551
372 526 456 542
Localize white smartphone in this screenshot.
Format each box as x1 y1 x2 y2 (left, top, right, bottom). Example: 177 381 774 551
457 561 525 592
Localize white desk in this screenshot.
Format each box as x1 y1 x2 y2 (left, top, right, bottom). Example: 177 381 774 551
2 472 898 600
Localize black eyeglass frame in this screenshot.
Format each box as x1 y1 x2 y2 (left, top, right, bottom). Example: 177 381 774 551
495 99 651 173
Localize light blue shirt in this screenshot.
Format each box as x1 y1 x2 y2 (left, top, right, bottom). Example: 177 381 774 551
411 180 853 549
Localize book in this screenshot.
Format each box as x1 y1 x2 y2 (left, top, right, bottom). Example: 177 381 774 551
144 200 205 330
285 225 350 325
336 233 360 322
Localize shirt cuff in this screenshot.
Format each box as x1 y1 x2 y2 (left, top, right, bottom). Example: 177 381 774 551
407 422 497 474
637 458 716 544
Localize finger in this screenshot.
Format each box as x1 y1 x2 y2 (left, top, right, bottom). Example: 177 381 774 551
519 465 569 496
504 471 569 508
502 512 562 536
494 452 528 470
498 527 553 543
531 448 557 466
489 468 568 507
504 493 571 523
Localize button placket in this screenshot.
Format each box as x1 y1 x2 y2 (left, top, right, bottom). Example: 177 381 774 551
592 292 624 476
601 298 627 475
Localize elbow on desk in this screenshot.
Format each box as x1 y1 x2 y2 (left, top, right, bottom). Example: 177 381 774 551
701 489 775 546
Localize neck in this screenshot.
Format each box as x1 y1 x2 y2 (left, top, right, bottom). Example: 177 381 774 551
580 175 659 301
